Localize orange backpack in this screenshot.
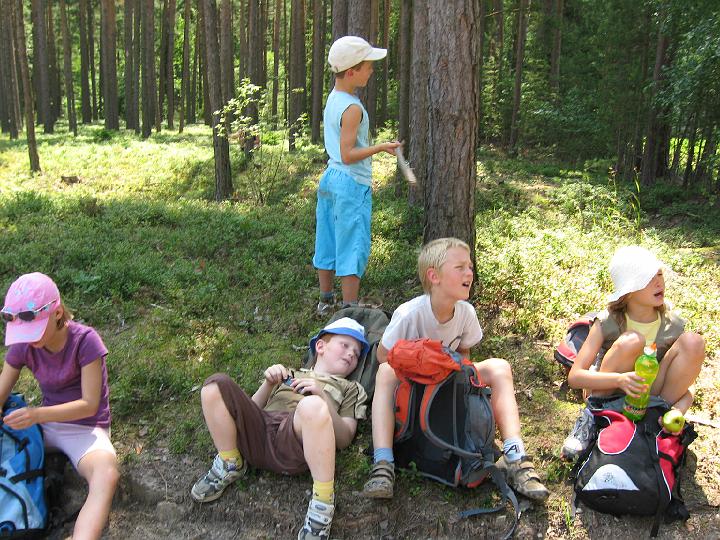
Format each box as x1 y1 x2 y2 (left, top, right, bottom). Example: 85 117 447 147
387 339 520 539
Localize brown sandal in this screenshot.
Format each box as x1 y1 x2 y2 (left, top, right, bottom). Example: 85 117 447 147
362 460 395 499
499 455 549 501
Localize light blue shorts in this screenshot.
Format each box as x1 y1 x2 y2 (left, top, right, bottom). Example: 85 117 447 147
313 168 372 277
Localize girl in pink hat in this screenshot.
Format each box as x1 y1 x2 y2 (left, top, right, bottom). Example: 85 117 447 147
0 272 118 540
561 246 705 460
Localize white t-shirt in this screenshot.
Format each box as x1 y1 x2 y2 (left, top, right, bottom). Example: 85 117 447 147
381 294 484 352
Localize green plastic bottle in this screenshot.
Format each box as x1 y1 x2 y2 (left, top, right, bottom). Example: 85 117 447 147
623 344 659 421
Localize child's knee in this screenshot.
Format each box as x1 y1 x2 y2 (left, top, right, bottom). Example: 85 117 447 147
677 332 705 360
476 357 512 383
296 395 331 424
200 381 224 405
376 362 398 387
614 331 645 355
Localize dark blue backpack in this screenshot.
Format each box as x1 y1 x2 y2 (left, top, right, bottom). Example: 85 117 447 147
0 394 47 539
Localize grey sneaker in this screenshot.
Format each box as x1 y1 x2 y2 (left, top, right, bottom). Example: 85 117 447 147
561 407 596 460
316 301 334 317
297 498 335 540
191 454 247 503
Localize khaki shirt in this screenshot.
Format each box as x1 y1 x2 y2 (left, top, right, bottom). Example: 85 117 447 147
264 369 367 420
596 309 685 362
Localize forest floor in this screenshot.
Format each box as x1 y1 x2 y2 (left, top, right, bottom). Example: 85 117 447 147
2 125 719 539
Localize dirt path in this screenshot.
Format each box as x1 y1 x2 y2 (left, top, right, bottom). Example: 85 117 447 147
48 425 719 540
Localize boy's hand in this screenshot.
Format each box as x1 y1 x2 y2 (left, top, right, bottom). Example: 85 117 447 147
3 407 39 430
289 378 322 396
617 371 646 398
264 364 291 386
381 140 402 156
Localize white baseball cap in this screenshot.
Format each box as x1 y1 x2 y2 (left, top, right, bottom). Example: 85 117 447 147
607 246 665 303
328 36 387 73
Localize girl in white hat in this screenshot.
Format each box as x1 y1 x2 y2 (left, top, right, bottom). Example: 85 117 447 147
561 245 705 459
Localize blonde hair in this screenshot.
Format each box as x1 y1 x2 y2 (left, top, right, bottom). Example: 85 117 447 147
417 237 471 293
608 294 665 332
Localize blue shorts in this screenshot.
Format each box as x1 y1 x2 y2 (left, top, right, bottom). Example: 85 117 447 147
313 168 372 277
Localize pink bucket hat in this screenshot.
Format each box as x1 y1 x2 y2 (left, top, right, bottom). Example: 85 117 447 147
2 272 61 346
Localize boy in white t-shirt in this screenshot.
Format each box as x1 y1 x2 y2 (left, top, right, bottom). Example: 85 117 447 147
362 238 549 501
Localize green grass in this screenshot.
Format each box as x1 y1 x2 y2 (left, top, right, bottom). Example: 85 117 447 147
2 123 719 475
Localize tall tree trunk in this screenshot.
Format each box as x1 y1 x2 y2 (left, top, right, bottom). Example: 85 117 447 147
682 119 698 188
47 0 61 125
408 0 428 207
14 0 41 171
100 0 119 129
347 0 370 106
245 0 264 153
395 0 411 196
124 0 135 128
59 0 76 135
366 0 379 133
423 0 478 254
508 0 528 152
31 0 53 132
310 0 323 143
79 0 91 122
159 0 168 121
550 0 563 95
288 0 305 150
88 0 98 121
180 0 191 132
378 0 390 127
332 0 347 41
141 0 157 138
190 0 198 124
198 0 212 125
271 0 282 122
477 0 486 141
0 0 20 139
165 0 177 128
220 0 233 107
132 0 141 132
200 0 233 200
237 0 247 80
641 8 670 187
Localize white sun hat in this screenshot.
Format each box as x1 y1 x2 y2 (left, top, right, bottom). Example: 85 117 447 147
327 36 387 73
607 246 665 303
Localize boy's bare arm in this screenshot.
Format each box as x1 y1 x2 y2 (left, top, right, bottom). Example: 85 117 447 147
252 363 291 407
376 343 389 363
339 105 401 164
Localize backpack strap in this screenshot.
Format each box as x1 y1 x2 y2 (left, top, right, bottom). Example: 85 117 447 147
641 422 670 538
458 464 520 540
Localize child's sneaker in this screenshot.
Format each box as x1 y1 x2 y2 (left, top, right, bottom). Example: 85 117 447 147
297 498 335 540
316 301 334 317
497 455 549 501
561 407 596 460
190 454 247 503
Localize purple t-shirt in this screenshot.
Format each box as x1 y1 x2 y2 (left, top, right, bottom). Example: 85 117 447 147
5 321 111 428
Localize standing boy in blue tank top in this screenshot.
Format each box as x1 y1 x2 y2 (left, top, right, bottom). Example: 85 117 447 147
313 36 401 316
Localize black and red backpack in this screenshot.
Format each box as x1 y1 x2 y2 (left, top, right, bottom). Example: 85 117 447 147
388 339 520 540
554 312 597 369
571 404 697 537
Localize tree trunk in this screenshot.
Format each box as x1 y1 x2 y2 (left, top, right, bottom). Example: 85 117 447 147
100 0 119 129
640 8 670 187
159 0 168 121
550 0 563 95
408 0 428 207
377 0 390 127
347 0 370 106
395 0 411 196
198 0 212 125
31 0 53 132
165 0 177 128
180 0 191 132
46 0 61 125
79 0 91 122
14 0 41 171
271 0 282 122
220 0 233 106
132 0 141 133
0 0 20 139
332 0 347 40
59 0 76 135
288 0 305 150
190 0 198 124
200 0 233 200
423 0 478 254
310 0 323 143
508 0 528 152
88 0 98 121
124 0 135 129
477 0 485 141
237 0 247 80
141 0 158 138
366 0 379 133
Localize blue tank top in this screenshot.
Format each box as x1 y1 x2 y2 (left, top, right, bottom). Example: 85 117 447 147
323 89 372 186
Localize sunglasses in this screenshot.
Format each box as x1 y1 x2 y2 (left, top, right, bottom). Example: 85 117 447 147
1 299 58 323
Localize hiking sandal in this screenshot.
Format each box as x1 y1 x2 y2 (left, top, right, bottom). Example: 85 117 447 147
362 460 395 499
498 455 549 501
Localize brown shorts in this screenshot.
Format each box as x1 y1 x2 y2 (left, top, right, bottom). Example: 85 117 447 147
204 373 307 475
